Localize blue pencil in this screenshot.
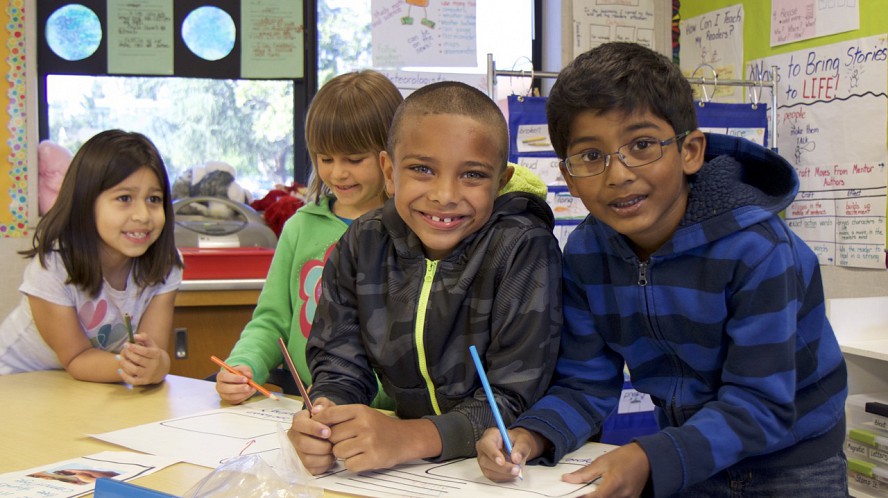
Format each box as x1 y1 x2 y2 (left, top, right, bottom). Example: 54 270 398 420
469 345 524 480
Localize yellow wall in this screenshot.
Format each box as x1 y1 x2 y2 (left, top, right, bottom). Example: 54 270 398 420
681 0 888 60
1 1 27 236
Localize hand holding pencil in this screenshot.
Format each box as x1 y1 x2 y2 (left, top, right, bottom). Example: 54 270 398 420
211 355 279 401
470 345 524 480
214 361 260 405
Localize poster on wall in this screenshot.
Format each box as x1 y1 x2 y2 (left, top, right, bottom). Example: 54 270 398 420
107 0 174 75
570 0 656 53
241 0 304 78
370 0 476 68
679 4 744 102
748 34 888 269
770 0 859 48
375 69 486 96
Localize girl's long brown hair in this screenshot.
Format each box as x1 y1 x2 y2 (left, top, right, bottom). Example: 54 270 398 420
23 130 182 297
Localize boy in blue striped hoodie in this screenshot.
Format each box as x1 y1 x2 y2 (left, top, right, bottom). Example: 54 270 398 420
476 42 848 497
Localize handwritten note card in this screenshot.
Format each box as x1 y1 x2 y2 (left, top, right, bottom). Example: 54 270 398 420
107 0 173 75
770 0 859 47
241 0 304 78
749 34 888 268
371 0 477 68
375 69 487 96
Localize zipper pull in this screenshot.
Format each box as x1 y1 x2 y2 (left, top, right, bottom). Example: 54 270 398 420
637 261 648 286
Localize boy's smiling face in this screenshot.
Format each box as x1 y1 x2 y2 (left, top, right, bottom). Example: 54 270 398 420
560 109 705 259
382 113 512 260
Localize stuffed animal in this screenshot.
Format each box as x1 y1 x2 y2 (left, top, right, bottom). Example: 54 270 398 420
250 182 306 237
172 161 254 219
37 140 74 216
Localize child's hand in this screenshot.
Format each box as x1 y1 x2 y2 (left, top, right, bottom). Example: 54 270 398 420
288 397 338 475
215 364 256 404
562 442 650 498
476 426 543 481
117 334 169 385
315 404 440 472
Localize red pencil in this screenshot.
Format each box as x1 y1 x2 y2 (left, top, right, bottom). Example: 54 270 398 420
276 338 313 411
210 355 279 401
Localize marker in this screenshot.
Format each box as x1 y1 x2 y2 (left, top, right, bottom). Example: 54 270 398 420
866 401 888 418
469 345 523 480
123 313 135 343
849 428 888 450
848 457 888 483
276 338 313 412
210 355 279 401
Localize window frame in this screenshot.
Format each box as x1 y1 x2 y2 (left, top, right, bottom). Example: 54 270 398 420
34 0 315 188
28 0 543 223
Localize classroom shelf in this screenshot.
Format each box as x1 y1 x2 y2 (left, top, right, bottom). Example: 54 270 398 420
851 486 883 498
842 341 888 363
830 297 888 497
828 297 888 395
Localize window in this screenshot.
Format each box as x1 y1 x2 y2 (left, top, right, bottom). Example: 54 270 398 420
37 0 305 201
36 1 540 204
316 0 540 97
45 75 295 197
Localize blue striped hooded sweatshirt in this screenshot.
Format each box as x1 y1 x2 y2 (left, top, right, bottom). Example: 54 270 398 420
513 133 847 497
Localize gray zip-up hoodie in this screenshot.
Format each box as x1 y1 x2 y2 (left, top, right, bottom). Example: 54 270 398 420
306 191 563 461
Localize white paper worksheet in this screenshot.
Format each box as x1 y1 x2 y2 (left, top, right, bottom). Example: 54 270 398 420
91 397 616 497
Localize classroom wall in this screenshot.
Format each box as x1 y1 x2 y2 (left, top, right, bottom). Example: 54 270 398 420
1 1 886 321
0 1 30 320
679 0 888 299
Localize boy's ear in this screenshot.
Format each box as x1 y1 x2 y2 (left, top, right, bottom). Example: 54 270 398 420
380 151 395 196
680 130 706 175
498 164 515 190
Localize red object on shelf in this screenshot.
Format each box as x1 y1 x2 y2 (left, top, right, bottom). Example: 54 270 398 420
180 247 275 280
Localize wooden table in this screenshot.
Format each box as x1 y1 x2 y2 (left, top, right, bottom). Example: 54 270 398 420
3 371 606 497
1 371 226 494
0 370 313 496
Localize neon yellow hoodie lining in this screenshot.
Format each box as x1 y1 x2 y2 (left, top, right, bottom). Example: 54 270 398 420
414 259 442 415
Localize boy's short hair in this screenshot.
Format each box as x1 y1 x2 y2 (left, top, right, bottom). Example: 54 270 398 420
387 81 509 168
547 42 698 159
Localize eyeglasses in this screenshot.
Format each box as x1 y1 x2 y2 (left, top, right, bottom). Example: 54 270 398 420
560 131 691 178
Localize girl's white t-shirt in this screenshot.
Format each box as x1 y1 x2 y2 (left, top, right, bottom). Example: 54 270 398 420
0 253 182 374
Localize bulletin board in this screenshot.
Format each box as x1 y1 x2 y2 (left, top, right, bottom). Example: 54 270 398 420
1 1 27 238
682 0 888 269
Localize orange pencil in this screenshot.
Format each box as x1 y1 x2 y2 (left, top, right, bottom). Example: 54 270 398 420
276 338 313 412
210 355 279 401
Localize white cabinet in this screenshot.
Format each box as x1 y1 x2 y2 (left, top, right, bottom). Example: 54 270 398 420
828 298 888 498
828 297 888 395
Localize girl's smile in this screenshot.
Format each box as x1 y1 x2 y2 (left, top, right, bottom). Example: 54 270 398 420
94 166 165 269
